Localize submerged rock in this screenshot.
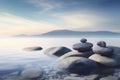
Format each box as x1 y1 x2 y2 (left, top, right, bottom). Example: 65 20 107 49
59 57 98 74
21 67 43 79
23 46 42 51
44 46 71 57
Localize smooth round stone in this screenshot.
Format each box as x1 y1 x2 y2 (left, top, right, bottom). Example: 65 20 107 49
64 76 84 80
80 38 87 43
59 51 94 60
64 74 99 80
108 46 120 66
97 41 106 47
44 46 71 57
21 67 42 79
100 75 118 80
93 46 113 56
89 54 117 67
73 42 93 52
23 46 42 51
59 57 98 74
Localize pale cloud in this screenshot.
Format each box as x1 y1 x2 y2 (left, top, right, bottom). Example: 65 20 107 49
56 12 110 29
27 0 62 13
0 13 60 36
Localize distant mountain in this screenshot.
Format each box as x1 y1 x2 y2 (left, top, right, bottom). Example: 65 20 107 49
33 30 120 37
14 30 120 37
13 34 28 37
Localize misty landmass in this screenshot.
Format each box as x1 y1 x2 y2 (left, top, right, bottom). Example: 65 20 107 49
14 30 120 37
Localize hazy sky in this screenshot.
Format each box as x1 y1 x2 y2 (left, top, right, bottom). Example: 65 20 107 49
0 0 120 36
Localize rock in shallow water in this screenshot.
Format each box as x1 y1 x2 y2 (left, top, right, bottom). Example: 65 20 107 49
93 46 113 56
100 75 119 80
59 51 94 59
59 57 98 74
108 46 120 66
64 74 99 80
64 76 84 80
89 54 117 67
21 67 43 79
23 46 42 51
97 41 106 47
73 43 93 52
44 46 71 57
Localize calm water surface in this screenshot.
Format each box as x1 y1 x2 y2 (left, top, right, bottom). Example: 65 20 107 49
0 37 119 78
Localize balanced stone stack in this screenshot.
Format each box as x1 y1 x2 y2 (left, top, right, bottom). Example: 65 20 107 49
58 39 98 74
89 41 120 67
59 39 94 60
72 38 94 58
89 41 118 67
44 38 120 78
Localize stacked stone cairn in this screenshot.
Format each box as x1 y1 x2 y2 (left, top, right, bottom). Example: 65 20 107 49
58 38 98 75
44 38 120 80
89 41 120 67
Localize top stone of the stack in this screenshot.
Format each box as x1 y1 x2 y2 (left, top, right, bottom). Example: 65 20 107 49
73 38 93 52
80 38 87 43
97 41 106 47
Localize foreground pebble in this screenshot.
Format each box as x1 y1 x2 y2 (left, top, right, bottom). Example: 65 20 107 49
93 41 113 56
100 75 118 80
44 46 71 57
59 51 94 60
89 54 117 67
21 67 42 79
23 46 42 51
59 56 98 74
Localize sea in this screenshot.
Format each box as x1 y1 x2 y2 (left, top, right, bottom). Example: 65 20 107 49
0 37 119 79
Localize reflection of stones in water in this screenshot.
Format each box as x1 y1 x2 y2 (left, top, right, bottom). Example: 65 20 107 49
42 66 68 80
114 69 120 78
21 67 42 79
0 67 22 77
40 59 69 80
0 59 67 80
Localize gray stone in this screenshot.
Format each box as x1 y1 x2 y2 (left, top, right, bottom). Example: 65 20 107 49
64 74 99 80
80 38 87 43
69 73 79 77
59 51 94 60
108 46 120 66
100 75 118 80
97 41 106 47
21 67 42 79
89 54 117 67
93 46 113 56
100 68 115 75
64 76 84 80
84 74 99 80
23 46 42 51
72 42 93 52
59 57 98 74
73 39 93 52
44 46 71 57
